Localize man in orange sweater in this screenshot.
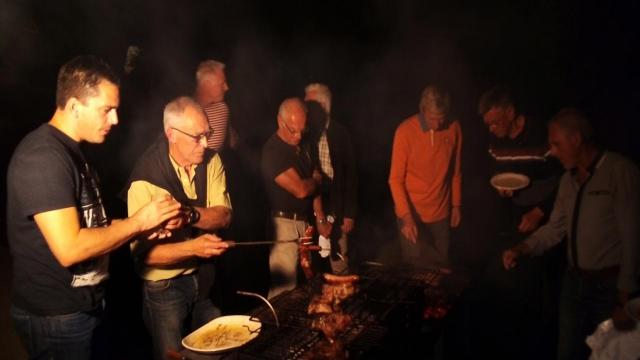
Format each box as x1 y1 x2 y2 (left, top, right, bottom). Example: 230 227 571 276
388 85 462 268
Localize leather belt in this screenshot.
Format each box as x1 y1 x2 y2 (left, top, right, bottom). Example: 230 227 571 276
272 211 306 221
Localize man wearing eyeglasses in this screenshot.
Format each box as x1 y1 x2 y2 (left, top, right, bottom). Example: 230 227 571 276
125 96 232 359
261 98 323 299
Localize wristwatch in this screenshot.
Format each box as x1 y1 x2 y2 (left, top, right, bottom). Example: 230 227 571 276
186 206 200 225
315 213 335 224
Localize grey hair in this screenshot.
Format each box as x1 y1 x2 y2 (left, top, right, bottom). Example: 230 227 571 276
277 97 306 122
304 83 332 114
548 107 594 143
478 85 516 116
196 60 226 83
419 85 450 115
163 96 203 131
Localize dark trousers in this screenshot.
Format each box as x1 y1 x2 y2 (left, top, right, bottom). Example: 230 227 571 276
558 268 618 360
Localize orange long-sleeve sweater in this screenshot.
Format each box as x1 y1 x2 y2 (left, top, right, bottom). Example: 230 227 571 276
388 114 462 222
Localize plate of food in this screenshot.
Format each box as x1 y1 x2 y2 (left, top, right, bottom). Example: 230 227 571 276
182 315 261 353
490 172 530 191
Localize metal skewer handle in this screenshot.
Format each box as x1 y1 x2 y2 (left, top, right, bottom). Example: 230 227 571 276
236 290 280 328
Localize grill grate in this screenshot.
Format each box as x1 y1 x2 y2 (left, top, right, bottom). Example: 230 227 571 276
225 264 454 359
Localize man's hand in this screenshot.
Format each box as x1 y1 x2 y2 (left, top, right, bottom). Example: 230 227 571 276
400 214 418 244
341 217 355 235
497 188 514 198
518 207 544 233
316 220 332 238
131 195 181 234
165 212 188 231
502 242 531 270
145 211 188 240
450 207 461 228
146 229 172 240
189 233 229 258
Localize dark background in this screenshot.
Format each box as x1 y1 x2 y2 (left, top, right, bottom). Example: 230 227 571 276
3 0 639 253
1 0 639 358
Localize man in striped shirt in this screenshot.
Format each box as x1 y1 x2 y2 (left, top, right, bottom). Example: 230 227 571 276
195 60 230 152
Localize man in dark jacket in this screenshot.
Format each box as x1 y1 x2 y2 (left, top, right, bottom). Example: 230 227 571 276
305 83 358 274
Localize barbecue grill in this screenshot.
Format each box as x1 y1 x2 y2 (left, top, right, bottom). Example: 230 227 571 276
181 262 467 359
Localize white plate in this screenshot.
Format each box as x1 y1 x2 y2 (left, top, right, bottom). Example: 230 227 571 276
490 172 530 191
182 315 261 353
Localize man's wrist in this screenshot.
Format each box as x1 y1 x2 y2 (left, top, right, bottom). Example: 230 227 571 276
186 206 200 225
399 213 414 226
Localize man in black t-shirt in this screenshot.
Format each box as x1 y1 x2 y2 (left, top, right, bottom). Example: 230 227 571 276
261 98 324 298
6 56 181 360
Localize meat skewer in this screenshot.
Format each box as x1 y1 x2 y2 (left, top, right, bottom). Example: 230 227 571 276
299 226 317 280
224 237 312 247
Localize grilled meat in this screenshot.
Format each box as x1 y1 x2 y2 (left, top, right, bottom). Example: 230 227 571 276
311 312 352 342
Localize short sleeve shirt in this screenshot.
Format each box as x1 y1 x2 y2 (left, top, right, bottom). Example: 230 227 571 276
7 124 109 315
261 134 315 215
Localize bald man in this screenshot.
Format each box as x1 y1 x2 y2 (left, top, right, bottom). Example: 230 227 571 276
261 98 324 298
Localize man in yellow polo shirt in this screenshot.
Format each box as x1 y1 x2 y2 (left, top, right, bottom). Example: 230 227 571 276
125 96 231 360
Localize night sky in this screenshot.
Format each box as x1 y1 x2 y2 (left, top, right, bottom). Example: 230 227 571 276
1 0 639 254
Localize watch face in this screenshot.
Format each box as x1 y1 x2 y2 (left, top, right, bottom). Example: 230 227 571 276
188 207 199 224
327 215 335 224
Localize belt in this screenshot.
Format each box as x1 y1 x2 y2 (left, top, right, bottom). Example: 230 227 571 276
272 211 306 221
570 266 619 281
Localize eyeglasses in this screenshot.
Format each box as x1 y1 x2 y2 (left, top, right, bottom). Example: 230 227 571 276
171 127 211 143
282 121 307 136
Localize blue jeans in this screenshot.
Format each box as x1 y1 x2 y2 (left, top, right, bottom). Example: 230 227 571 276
143 274 220 360
10 304 104 360
558 268 618 360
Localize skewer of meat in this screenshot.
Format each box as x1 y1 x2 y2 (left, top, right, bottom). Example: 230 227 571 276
299 226 316 280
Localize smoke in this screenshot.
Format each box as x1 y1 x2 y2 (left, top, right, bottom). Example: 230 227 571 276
2 0 638 253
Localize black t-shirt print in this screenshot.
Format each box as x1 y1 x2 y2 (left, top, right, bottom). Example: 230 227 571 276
69 160 110 287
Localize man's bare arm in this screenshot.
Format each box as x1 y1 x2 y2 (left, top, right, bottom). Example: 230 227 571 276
274 167 318 199
143 233 228 266
192 205 232 231
35 196 181 267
